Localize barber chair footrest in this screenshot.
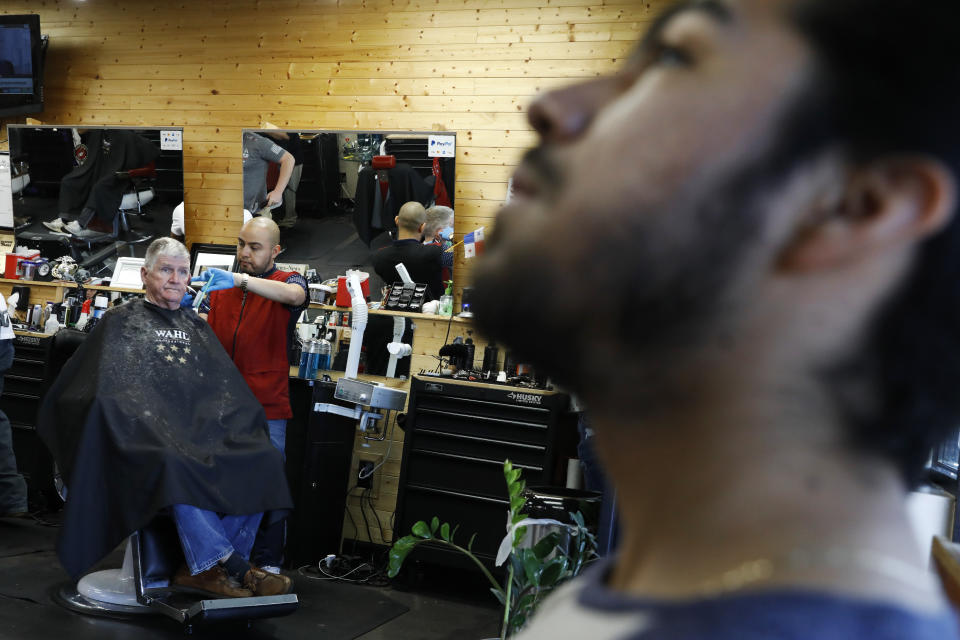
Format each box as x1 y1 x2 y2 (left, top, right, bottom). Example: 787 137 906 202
142 589 299 625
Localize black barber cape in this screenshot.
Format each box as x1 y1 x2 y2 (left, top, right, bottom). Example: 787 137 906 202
37 300 292 578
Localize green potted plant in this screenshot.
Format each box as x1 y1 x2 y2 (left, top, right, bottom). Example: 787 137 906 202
388 460 599 638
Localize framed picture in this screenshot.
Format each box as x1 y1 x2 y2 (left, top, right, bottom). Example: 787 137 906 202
110 257 146 289
189 243 237 278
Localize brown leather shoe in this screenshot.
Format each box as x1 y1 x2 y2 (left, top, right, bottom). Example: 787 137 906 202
172 564 254 598
243 566 292 596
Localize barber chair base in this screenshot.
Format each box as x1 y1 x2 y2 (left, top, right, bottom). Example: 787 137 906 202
54 534 300 628
54 539 155 619
55 582 156 620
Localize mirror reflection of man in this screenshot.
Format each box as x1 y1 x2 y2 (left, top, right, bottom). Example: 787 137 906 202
261 130 304 229
370 201 444 300
194 217 308 573
473 0 960 637
242 131 295 217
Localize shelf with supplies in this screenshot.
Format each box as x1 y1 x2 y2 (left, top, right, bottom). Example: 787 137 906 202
307 302 474 324
0 277 145 302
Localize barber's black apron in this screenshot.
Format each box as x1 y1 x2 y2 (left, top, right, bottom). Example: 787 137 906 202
37 300 292 578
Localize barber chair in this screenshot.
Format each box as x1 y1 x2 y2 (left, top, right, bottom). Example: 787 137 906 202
47 330 299 630
56 520 299 630
116 161 157 229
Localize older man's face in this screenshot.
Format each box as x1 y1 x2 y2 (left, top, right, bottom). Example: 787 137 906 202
473 0 816 386
141 256 190 310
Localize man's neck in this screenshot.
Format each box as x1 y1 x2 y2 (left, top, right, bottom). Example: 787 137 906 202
589 360 934 608
396 230 420 242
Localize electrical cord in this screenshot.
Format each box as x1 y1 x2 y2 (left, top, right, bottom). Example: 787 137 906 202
296 561 374 582
365 488 389 544
357 417 394 480
360 487 375 544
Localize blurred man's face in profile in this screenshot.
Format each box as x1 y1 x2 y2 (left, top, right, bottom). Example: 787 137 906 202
473 0 817 387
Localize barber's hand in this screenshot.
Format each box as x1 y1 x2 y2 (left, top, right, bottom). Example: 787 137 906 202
267 189 283 206
180 291 195 309
191 268 236 292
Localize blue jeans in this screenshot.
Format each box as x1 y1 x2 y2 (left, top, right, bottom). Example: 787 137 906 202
266 419 286 461
172 504 263 575
0 340 27 515
252 419 286 567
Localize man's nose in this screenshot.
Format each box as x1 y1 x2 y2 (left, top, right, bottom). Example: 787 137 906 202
527 76 624 144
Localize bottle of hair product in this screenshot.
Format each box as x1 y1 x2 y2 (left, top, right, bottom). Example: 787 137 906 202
317 338 332 372
44 312 60 335
482 343 500 376
464 336 475 371
298 339 313 379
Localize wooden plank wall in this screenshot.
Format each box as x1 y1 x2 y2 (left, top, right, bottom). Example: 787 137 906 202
2 0 664 284
1 0 668 546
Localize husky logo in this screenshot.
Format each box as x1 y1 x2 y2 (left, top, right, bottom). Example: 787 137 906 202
506 392 542 406
155 329 190 341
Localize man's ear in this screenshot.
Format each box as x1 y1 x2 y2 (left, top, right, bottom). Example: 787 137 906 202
271 244 282 260
394 216 400 227
778 156 957 272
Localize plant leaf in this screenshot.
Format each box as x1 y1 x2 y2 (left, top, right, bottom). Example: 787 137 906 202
467 532 477 551
540 558 567 587
489 587 506 606
522 549 542 586
440 522 451 541
386 536 421 577
430 516 440 534
532 531 561 560
411 520 433 539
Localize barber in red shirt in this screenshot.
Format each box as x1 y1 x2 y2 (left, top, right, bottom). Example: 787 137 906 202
193 217 308 574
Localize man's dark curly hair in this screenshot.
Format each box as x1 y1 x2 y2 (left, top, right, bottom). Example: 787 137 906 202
787 0 960 485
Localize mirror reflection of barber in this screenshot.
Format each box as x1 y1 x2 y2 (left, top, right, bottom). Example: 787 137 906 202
242 131 294 217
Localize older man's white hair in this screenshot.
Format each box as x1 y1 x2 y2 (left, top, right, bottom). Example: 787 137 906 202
424 206 454 240
144 237 191 270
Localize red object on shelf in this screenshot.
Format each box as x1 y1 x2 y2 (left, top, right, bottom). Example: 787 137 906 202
336 273 370 307
4 251 40 279
371 155 396 170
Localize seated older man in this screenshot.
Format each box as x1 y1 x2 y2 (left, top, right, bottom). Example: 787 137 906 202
38 238 292 598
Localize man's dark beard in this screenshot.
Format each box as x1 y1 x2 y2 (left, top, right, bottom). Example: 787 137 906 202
472 145 797 396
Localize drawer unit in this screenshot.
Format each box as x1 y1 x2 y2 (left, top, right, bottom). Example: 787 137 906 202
395 376 574 565
2 332 59 510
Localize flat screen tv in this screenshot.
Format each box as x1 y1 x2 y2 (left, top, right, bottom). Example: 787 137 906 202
0 14 46 117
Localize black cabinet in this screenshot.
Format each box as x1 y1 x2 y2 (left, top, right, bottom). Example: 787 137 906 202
285 378 360 568
2 332 60 510
395 376 574 566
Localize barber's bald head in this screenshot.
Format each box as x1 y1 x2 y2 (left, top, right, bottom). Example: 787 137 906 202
397 202 426 234
237 216 282 275
242 216 281 247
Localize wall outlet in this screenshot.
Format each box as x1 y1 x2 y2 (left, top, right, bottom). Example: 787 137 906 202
357 460 375 489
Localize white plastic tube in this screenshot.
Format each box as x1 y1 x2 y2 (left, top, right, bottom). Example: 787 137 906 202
345 269 368 379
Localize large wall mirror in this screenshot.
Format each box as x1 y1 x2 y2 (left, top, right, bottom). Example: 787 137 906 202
8 124 184 275
240 129 456 299
242 129 452 380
